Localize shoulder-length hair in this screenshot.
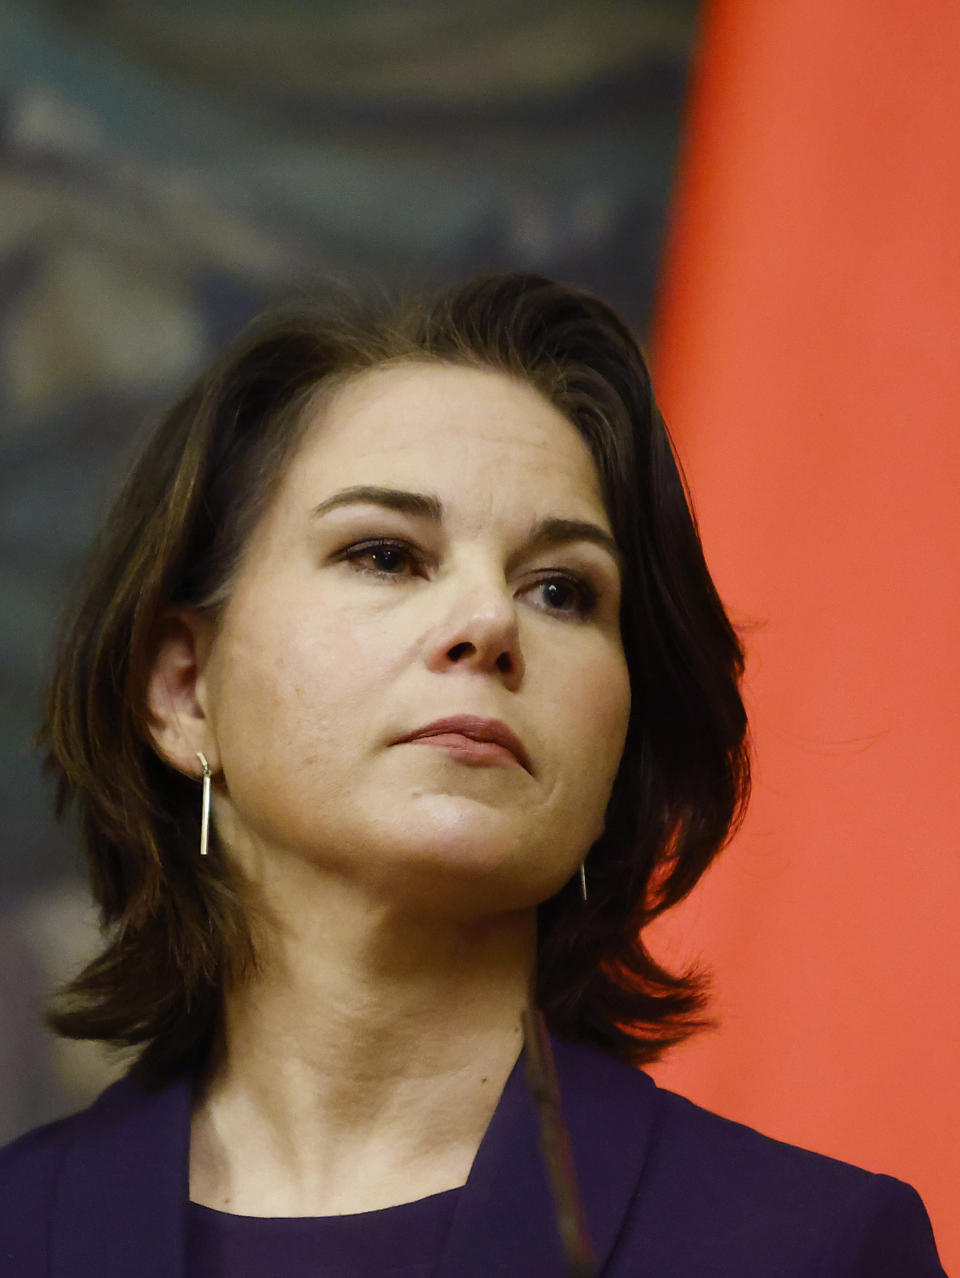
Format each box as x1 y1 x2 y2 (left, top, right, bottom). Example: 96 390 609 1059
41 272 750 1085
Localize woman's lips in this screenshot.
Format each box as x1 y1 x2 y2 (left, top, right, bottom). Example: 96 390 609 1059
405 733 524 768
395 715 534 774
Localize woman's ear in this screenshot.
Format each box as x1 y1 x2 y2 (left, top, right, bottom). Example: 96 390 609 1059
146 606 219 776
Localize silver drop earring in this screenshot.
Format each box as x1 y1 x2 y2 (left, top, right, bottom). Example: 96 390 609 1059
579 861 588 903
196 752 212 857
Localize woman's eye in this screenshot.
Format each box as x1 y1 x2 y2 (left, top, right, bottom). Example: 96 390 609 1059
531 575 598 619
342 540 421 578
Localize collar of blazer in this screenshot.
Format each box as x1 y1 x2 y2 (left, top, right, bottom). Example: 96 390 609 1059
49 1034 660 1278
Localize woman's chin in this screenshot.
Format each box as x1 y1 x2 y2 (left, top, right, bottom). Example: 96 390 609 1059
361 832 578 918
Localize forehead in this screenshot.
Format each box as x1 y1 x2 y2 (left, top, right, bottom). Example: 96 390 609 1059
285 360 608 515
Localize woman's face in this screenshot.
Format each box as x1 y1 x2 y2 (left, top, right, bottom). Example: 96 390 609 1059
198 361 631 916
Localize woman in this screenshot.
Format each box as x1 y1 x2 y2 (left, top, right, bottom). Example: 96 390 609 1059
0 273 945 1276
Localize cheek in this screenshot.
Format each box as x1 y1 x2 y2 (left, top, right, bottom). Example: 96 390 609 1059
536 644 630 842
566 648 631 767
206 624 358 856
207 592 401 795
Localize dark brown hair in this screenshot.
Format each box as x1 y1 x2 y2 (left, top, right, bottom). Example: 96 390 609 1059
41 272 750 1085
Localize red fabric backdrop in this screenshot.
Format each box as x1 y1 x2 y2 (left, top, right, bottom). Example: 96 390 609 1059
647 1 960 1268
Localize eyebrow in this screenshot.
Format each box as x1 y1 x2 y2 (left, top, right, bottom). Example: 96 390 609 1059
312 485 623 573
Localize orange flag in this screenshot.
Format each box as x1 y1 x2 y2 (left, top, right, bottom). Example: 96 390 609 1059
649 1 960 1268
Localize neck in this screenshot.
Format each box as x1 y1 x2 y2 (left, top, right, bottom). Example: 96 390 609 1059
190 864 537 1216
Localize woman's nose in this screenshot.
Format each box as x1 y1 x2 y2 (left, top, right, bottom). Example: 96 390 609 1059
421 570 525 688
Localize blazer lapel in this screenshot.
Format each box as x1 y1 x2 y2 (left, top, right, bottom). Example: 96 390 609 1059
436 1035 659 1277
51 1069 193 1278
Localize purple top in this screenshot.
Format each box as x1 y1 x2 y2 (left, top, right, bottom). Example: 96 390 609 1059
186 1187 462 1278
0 1034 947 1276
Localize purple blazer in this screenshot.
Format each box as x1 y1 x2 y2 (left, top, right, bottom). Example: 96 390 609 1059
0 1034 946 1276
